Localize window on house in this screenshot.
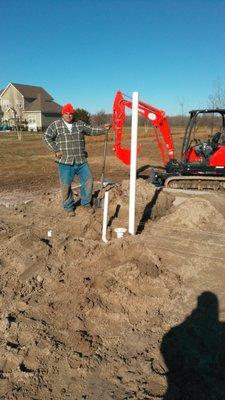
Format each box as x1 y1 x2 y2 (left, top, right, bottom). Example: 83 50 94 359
2 100 10 110
16 100 23 108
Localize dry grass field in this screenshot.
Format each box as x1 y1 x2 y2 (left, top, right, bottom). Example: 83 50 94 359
0 127 184 193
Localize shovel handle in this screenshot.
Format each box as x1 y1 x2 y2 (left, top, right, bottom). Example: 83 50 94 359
100 128 109 189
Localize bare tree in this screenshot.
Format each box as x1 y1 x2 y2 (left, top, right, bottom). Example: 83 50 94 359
91 110 111 125
208 79 225 108
7 107 22 140
178 97 185 126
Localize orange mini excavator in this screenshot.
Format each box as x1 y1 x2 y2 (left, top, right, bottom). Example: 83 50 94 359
112 90 225 191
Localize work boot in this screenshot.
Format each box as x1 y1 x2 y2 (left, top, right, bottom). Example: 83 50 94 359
67 210 76 217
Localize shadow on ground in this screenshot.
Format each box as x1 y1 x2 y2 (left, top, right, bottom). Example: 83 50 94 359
161 291 225 399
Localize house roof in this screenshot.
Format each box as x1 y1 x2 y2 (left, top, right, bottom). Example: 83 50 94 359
1 83 62 114
12 83 53 101
25 96 62 113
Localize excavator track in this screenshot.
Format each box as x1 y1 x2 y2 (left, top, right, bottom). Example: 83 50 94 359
164 175 225 191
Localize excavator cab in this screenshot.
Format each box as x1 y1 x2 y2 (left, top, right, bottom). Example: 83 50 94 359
165 108 225 190
181 109 225 166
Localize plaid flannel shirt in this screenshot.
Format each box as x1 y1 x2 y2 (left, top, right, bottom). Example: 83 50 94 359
43 119 107 165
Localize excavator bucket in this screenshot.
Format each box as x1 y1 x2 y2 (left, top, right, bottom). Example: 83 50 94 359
114 145 131 165
114 144 141 165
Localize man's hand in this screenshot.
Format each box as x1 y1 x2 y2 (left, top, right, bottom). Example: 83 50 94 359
55 151 62 159
104 123 111 130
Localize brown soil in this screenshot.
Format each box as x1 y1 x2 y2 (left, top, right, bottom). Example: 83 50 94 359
1 131 225 399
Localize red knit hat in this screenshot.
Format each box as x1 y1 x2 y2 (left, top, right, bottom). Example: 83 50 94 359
61 103 75 114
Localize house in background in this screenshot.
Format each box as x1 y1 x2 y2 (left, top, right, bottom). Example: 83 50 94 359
0 89 3 121
0 83 62 131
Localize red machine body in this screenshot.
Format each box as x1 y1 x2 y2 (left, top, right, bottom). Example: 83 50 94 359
184 146 225 165
112 90 175 165
112 91 225 189
210 147 225 166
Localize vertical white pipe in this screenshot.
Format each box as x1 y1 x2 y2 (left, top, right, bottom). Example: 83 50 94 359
128 91 139 235
102 190 109 243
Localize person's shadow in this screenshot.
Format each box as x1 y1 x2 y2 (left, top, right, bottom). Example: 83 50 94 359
161 291 225 399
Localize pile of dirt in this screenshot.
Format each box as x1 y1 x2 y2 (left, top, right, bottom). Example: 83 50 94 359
155 196 225 231
1 180 225 399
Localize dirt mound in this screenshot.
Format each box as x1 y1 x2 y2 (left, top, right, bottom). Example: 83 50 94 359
154 196 225 231
1 181 225 399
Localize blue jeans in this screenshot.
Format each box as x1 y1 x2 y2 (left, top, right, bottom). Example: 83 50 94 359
57 162 93 212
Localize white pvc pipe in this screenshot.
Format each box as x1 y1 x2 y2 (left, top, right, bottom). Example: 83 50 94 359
128 91 139 235
102 190 109 243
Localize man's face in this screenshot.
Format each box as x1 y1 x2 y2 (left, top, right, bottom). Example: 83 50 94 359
62 112 74 123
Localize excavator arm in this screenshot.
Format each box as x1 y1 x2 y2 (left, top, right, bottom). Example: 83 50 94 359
112 90 175 165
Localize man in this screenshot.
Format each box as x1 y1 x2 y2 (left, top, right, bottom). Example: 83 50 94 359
44 103 110 215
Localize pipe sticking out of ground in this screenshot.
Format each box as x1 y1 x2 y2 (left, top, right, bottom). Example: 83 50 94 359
129 91 139 235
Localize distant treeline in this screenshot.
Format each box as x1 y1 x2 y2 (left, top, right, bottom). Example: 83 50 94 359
90 111 222 128
74 109 222 128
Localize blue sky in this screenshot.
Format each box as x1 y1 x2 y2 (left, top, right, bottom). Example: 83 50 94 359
0 0 224 115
